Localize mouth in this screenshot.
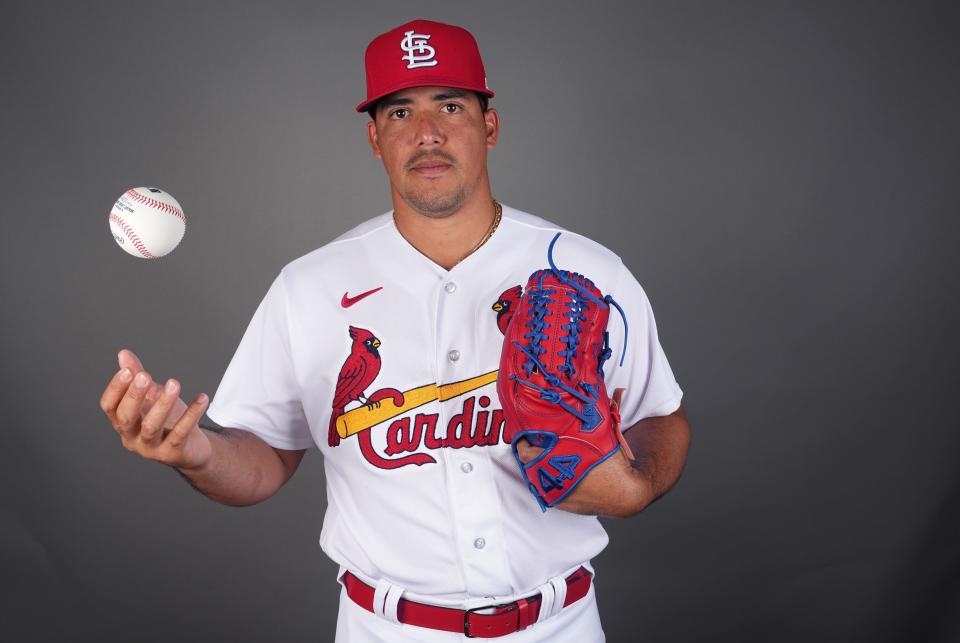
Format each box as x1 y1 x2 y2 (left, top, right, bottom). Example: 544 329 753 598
410 162 452 177
408 154 455 177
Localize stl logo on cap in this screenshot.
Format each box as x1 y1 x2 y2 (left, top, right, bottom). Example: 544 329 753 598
401 29 438 69
356 19 495 112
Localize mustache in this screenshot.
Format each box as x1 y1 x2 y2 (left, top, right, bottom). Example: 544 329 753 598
406 151 456 170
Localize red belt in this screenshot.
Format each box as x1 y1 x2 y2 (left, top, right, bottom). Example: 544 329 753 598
342 566 593 638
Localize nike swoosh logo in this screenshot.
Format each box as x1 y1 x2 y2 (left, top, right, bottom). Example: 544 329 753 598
341 286 383 308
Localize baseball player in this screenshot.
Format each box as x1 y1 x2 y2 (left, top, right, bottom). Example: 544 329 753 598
99 19 691 641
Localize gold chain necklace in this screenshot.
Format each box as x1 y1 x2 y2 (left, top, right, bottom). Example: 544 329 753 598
394 200 502 269
459 199 502 264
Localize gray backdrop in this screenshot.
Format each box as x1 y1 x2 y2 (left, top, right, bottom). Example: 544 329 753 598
3 1 958 641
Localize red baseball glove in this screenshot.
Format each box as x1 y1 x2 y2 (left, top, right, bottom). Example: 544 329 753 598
498 233 633 511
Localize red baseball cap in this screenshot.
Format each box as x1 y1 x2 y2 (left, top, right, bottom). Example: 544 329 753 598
356 19 494 113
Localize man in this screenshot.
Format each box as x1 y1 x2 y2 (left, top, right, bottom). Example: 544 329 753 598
99 19 691 641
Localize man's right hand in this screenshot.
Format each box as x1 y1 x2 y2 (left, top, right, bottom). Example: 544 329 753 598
100 348 212 471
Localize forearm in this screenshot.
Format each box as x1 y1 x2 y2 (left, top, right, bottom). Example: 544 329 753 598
554 406 691 518
555 450 653 518
175 426 290 507
623 407 691 508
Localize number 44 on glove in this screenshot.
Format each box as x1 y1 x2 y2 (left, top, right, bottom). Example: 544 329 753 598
497 233 635 511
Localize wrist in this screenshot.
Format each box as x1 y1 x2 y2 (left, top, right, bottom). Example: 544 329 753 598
174 427 216 476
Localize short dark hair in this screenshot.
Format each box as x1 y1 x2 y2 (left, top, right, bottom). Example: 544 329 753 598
367 91 490 120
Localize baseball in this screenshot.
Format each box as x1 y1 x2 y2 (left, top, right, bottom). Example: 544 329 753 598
108 187 186 259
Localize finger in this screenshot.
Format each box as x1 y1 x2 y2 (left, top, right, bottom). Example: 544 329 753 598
115 371 153 436
100 367 134 424
142 380 164 415
140 379 181 445
515 438 544 464
117 348 146 374
117 348 158 414
165 393 209 449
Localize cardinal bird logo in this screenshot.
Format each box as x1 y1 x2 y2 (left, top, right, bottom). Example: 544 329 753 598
492 285 523 335
328 326 383 447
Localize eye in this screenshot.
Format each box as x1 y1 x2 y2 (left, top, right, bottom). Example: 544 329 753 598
442 103 462 114
389 108 409 120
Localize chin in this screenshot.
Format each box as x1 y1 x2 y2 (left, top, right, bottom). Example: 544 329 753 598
404 189 466 218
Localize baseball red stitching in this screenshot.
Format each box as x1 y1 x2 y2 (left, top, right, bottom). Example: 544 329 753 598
109 212 157 259
124 189 187 225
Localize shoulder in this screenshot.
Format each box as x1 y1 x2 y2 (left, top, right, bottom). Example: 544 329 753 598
499 203 626 274
279 212 394 280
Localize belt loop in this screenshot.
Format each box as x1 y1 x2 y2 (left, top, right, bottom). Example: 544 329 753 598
383 584 404 625
372 578 405 625
535 573 569 623
535 579 557 624
549 576 568 615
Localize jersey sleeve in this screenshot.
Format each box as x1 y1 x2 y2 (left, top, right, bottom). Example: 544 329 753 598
206 271 315 450
604 261 684 430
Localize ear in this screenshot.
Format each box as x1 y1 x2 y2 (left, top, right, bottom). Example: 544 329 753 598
367 120 382 159
484 107 501 149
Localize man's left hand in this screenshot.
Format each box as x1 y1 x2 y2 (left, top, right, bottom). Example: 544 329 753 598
515 403 690 518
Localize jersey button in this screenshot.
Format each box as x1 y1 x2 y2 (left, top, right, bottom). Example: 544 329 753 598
461 462 473 474
444 281 457 294
448 349 461 362
473 537 486 550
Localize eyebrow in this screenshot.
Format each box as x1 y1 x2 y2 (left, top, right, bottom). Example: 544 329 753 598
380 89 468 109
432 89 468 101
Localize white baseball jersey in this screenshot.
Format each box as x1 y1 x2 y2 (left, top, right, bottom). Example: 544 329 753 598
207 203 682 622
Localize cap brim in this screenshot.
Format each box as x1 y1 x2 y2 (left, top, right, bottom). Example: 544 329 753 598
356 80 495 112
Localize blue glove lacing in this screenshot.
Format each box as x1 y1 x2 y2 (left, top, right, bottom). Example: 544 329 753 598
508 232 630 432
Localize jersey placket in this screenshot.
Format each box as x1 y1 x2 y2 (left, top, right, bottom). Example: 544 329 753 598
434 273 514 597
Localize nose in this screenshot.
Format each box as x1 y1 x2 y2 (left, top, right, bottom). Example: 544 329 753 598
414 111 444 146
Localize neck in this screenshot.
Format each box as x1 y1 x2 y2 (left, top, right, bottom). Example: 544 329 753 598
392 186 497 270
